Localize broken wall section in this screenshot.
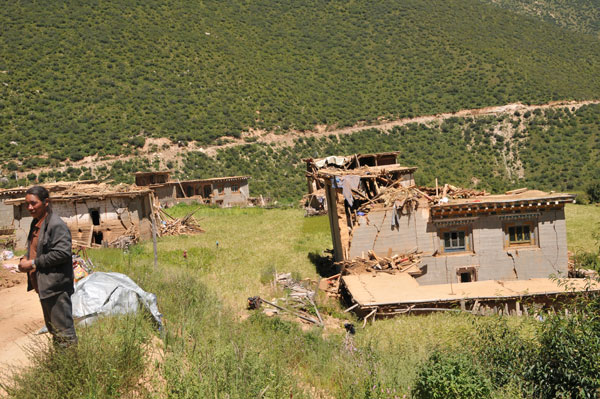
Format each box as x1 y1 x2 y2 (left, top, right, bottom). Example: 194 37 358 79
10 193 153 250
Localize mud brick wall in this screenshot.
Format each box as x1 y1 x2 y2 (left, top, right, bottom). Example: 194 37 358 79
347 206 568 285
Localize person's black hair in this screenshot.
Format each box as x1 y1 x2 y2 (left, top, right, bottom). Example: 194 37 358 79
25 185 50 203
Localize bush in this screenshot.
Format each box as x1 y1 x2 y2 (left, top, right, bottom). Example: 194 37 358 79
129 136 146 148
526 300 600 398
473 317 534 389
586 182 600 203
68 150 84 162
412 350 492 399
574 252 600 271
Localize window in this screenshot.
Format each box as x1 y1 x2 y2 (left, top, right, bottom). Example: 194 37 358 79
89 209 100 225
217 185 224 195
231 183 240 192
509 225 530 244
92 231 103 245
444 231 465 252
437 227 472 254
456 266 477 283
503 221 537 248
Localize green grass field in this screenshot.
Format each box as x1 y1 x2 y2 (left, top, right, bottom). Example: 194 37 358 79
3 203 600 398
566 203 600 253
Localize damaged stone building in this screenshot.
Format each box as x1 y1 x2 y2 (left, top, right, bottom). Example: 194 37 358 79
301 152 406 216
134 171 251 207
317 154 594 316
5 182 154 250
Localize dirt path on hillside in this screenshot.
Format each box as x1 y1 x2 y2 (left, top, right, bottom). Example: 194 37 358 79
204 99 599 156
19 99 600 177
0 267 46 390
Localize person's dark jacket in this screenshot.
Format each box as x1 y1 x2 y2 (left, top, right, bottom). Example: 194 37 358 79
26 211 74 299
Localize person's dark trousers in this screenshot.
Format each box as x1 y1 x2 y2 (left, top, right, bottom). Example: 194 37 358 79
40 291 78 348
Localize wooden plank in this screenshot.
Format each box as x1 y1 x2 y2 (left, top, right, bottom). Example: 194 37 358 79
505 188 528 195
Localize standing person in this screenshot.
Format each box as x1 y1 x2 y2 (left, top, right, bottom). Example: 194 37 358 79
18 185 77 347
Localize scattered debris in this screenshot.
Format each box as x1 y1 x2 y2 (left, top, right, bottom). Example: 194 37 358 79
247 296 321 325
0 259 25 289
337 250 424 276
248 273 324 326
0 227 15 250
418 184 489 201
343 322 356 353
300 189 327 216
72 250 95 282
155 207 205 237
318 274 341 298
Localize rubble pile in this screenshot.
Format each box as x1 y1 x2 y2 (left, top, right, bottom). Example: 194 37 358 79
156 208 205 237
418 184 489 201
358 184 424 214
337 250 424 276
107 229 138 249
247 272 323 326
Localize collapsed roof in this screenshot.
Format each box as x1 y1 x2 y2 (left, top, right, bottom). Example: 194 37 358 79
3 181 152 204
304 151 400 170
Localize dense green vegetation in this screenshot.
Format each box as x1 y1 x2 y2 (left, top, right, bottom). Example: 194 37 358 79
482 0 600 38
6 104 600 203
3 204 600 398
517 105 600 193
2 0 600 169
178 104 600 201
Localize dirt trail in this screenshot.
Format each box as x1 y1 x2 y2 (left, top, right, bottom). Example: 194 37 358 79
0 272 46 389
203 99 599 155
19 99 600 177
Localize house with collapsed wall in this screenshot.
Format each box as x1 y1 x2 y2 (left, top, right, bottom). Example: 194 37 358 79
0 187 28 248
4 182 154 250
318 155 598 317
134 171 251 207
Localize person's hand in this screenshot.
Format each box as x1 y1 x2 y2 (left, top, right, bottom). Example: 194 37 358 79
18 257 34 273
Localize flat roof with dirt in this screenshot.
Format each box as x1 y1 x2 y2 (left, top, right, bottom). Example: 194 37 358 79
342 273 600 307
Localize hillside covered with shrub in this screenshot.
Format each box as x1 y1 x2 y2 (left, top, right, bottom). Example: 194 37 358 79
481 0 600 38
7 103 600 202
181 103 600 201
2 0 600 171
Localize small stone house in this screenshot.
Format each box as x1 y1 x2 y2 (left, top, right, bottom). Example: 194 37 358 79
134 171 251 207
5 183 154 249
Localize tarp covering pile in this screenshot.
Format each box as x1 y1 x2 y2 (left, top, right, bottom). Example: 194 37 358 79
72 272 163 329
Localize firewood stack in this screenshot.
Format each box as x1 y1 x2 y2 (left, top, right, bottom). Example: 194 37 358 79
155 207 205 237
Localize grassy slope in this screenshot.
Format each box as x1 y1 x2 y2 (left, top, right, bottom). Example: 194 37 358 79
2 0 600 166
566 203 600 253
5 203 598 397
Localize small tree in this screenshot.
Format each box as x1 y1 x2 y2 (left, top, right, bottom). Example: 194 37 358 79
586 182 600 203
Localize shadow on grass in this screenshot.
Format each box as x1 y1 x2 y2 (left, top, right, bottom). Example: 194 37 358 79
308 250 337 277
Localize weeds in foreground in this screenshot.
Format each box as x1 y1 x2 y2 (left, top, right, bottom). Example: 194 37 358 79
1 313 152 399
4 206 600 398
